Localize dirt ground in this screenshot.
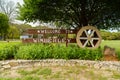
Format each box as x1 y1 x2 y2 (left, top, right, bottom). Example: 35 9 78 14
0 65 120 80
0 55 119 80
103 55 119 61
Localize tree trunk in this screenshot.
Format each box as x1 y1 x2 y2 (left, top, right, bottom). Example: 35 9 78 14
3 33 6 41
12 33 14 40
80 1 88 27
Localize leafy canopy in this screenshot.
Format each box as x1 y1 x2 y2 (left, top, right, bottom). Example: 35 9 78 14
0 0 16 22
18 0 120 29
0 13 9 33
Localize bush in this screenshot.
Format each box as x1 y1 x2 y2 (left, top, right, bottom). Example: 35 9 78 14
0 42 21 60
15 43 103 60
101 30 120 40
116 51 120 60
0 42 103 60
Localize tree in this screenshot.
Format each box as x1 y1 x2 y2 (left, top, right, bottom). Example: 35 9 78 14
0 0 16 21
7 25 20 39
17 0 120 29
10 23 32 35
0 13 9 40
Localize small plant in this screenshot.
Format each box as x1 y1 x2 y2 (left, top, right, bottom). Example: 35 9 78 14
37 68 52 75
18 69 31 75
112 72 120 79
22 76 39 80
51 72 61 78
18 67 52 76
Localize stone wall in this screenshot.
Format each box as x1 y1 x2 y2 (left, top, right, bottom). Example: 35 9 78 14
0 59 120 72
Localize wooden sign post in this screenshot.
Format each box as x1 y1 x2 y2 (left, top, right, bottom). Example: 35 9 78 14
22 26 102 49
22 29 77 47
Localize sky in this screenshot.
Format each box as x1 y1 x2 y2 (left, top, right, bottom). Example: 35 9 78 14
9 0 54 27
9 0 24 5
8 0 41 27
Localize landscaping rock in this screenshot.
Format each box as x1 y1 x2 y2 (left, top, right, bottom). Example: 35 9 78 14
103 45 118 61
0 60 120 72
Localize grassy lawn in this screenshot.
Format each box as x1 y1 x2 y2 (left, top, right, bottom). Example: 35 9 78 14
101 40 120 52
0 65 120 80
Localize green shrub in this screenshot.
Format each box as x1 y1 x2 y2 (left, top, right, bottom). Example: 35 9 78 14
15 43 103 60
15 44 53 59
101 30 120 40
116 51 120 60
0 42 103 60
0 42 21 60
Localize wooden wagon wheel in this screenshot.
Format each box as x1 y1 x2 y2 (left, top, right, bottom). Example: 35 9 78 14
76 26 102 49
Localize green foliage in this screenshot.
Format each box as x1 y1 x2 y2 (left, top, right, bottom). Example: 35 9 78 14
22 76 39 80
0 78 12 80
0 0 16 21
17 0 120 29
1 65 120 80
0 76 39 80
15 43 102 60
37 68 52 75
11 23 32 35
0 13 9 32
18 67 52 78
101 30 120 40
0 42 21 60
117 51 120 60
7 26 20 39
1 41 120 60
112 71 120 79
0 13 9 40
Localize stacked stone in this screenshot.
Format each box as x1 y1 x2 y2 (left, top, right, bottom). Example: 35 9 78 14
0 60 120 72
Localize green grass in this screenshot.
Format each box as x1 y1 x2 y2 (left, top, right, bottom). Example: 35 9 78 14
112 71 120 79
101 40 120 59
101 40 120 52
0 76 40 80
18 67 52 76
37 68 52 75
0 66 120 80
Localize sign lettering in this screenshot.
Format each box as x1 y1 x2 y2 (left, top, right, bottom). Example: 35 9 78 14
22 29 78 46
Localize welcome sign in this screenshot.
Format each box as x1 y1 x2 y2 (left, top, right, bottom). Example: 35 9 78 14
22 26 102 48
22 29 77 46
